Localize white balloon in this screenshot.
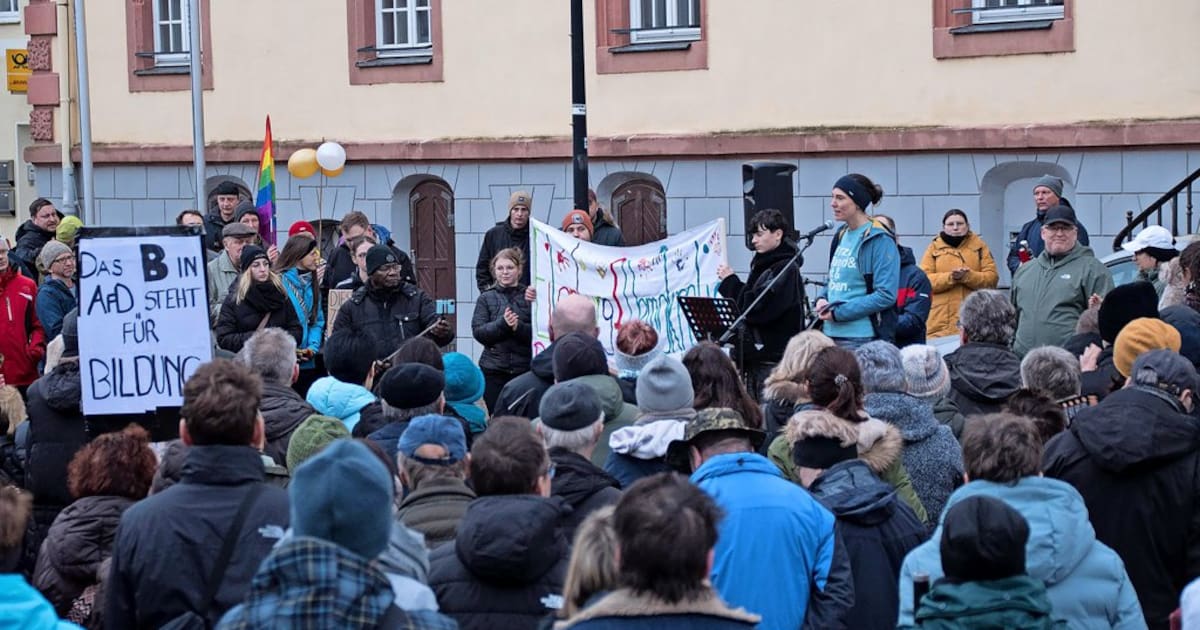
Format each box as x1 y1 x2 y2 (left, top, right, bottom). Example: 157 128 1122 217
315 142 347 171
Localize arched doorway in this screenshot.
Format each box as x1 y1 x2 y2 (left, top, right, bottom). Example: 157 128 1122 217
612 178 667 246
408 179 456 302
979 161 1074 287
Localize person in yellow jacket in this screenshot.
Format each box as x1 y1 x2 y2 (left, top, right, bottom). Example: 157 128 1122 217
920 210 999 338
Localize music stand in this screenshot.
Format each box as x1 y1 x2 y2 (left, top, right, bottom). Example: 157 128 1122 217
677 296 740 344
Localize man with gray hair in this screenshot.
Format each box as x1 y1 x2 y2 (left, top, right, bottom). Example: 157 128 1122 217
1020 346 1082 402
943 289 1022 416
535 381 621 540
237 328 315 467
495 293 598 418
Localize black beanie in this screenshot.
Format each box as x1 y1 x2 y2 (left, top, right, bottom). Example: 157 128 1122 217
1098 281 1159 344
552 332 609 382
377 363 444 409
239 245 268 272
940 496 1029 583
365 245 399 277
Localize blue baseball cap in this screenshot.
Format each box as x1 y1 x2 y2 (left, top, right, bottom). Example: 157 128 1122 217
397 414 467 465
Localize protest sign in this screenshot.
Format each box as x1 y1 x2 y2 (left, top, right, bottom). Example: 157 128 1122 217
326 289 353 337
77 227 211 427
529 218 726 358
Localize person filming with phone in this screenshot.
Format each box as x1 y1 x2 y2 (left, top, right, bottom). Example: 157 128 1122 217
332 244 453 358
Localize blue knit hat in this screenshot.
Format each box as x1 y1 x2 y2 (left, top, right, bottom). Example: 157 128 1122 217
290 439 393 559
854 341 908 394
442 352 486 433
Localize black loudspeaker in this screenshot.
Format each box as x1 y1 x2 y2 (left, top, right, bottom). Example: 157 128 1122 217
742 161 798 250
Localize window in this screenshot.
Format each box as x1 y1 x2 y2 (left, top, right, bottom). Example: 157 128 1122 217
152 0 191 67
0 0 19 24
629 0 700 43
376 0 432 57
972 0 1064 24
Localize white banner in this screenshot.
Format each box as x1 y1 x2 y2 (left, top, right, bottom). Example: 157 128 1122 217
529 218 727 358
78 230 212 415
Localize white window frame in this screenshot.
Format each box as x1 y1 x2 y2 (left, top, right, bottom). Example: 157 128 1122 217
375 0 433 58
152 0 191 67
972 0 1064 25
0 0 20 25
630 0 700 44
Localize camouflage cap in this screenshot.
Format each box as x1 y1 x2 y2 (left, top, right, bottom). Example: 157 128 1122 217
665 407 766 473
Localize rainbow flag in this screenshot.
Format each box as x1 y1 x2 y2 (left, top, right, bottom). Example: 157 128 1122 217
254 116 277 246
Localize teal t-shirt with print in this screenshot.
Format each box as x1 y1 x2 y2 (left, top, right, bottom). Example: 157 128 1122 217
825 223 876 339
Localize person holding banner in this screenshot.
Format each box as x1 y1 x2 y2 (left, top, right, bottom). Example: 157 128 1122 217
274 235 325 380
716 208 804 396
215 245 303 353
472 247 532 413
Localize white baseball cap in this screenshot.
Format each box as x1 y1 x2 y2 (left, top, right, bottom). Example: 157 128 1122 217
1121 225 1176 253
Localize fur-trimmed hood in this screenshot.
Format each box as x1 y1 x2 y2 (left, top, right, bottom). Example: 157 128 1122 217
782 413 902 475
762 380 809 405
556 588 760 629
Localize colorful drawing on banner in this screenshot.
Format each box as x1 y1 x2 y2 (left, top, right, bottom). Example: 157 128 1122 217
528 218 727 358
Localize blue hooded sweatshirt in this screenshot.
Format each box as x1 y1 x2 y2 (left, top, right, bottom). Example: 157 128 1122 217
897 476 1144 629
305 376 377 434
690 452 837 630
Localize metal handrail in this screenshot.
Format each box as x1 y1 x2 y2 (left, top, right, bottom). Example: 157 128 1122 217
1112 167 1200 252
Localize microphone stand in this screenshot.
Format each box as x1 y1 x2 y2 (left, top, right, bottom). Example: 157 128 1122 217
718 235 816 382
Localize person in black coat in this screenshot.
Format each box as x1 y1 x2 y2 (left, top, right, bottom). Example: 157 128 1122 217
428 418 568 630
11 198 60 281
322 211 415 290
236 328 315 468
716 209 804 396
214 245 303 354
1043 349 1200 630
332 244 453 359
475 191 532 291
493 294 597 418
472 246 532 412
588 189 625 247
792 408 926 630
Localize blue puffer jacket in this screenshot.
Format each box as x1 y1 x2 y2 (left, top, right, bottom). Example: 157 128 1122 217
280 268 324 370
819 219 901 342
305 376 377 434
897 477 1144 629
0 574 80 629
691 452 839 630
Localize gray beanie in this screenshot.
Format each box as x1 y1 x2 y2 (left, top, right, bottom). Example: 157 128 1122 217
854 341 907 394
635 354 694 413
1033 175 1064 198
900 344 951 402
37 240 71 275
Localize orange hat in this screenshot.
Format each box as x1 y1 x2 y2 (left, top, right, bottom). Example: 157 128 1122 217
561 210 593 236
1114 318 1181 378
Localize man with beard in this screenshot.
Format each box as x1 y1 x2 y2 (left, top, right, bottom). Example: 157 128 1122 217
332 245 453 358
12 198 61 280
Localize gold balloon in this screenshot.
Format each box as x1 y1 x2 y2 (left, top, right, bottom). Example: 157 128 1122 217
287 149 319 179
320 165 344 178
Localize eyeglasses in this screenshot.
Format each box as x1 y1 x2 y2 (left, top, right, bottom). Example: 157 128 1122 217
52 255 74 266
1043 224 1077 234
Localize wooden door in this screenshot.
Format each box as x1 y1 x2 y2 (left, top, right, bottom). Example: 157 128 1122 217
612 179 667 246
409 180 456 301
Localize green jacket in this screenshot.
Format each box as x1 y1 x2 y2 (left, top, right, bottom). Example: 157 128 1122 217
766 418 928 524
1010 244 1113 357
206 252 240 322
913 575 1065 629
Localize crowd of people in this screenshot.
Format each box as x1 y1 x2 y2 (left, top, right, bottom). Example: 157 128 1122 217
0 172 1196 630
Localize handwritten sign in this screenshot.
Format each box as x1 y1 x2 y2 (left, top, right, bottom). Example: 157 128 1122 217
78 230 212 416
529 218 726 358
326 289 352 337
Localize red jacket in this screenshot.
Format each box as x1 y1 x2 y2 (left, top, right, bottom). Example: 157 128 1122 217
0 268 46 386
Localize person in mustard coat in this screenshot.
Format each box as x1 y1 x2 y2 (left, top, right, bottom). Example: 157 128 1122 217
920 209 999 339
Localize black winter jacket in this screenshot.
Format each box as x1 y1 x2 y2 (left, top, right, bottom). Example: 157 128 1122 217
717 241 804 365
429 494 569 630
494 341 556 418
260 381 316 467
1043 385 1200 630
943 342 1023 416
590 214 625 247
549 448 621 542
105 445 290 629
760 381 811 454
475 220 531 291
809 459 926 630
332 282 452 358
472 284 532 374
203 211 229 252
11 220 52 280
214 287 304 353
26 361 86 512
33 495 134 616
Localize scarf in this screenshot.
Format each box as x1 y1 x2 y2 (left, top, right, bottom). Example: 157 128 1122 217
940 232 967 248
244 279 286 313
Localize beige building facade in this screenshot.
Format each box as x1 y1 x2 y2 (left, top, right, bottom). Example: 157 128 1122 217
18 0 1200 354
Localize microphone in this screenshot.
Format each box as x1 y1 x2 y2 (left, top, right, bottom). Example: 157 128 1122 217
799 220 835 241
